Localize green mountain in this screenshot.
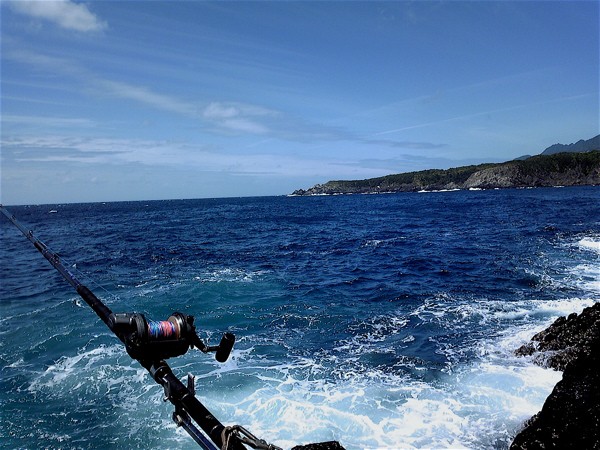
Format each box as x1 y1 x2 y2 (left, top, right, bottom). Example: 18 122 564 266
292 142 600 196
541 134 599 155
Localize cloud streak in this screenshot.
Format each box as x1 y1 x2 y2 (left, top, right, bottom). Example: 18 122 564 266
9 0 107 32
4 47 452 149
2 114 96 128
6 47 347 140
363 138 446 150
374 93 597 137
1 135 392 181
97 79 198 116
203 102 276 134
5 45 453 150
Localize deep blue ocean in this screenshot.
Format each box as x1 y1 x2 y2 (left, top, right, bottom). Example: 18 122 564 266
1 187 599 450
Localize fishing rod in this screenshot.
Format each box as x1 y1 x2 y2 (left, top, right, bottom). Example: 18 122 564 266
0 205 286 450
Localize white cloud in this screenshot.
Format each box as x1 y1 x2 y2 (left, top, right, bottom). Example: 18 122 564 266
4 47 349 141
2 114 96 128
220 118 270 134
1 135 383 179
203 102 241 119
10 0 107 32
203 102 276 134
97 80 198 116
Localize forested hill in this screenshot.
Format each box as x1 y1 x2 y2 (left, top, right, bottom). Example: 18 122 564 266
291 150 600 196
542 134 600 155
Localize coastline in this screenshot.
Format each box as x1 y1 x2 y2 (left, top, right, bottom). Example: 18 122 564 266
291 151 600 197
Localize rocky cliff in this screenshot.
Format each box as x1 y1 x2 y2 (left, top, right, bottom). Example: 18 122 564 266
292 151 600 196
510 303 600 449
464 151 600 189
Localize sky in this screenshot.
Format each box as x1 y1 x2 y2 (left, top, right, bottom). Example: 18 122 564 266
1 0 599 205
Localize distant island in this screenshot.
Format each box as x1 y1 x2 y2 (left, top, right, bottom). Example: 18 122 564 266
291 135 600 196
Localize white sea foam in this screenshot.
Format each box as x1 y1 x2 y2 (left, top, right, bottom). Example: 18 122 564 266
559 234 600 293
201 294 594 450
7 357 28 368
195 267 269 283
27 344 127 392
209 348 560 449
362 237 405 248
418 188 461 193
578 237 600 254
570 263 600 293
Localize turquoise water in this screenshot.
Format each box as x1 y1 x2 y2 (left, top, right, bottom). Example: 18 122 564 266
1 187 599 449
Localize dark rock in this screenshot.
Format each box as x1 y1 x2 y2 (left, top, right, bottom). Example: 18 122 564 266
510 303 600 449
292 441 345 450
514 303 600 371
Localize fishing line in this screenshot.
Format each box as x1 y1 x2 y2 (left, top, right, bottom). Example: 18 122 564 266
54 238 132 306
148 320 180 340
68 260 122 305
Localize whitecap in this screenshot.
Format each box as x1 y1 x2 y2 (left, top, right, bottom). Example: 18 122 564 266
578 237 600 254
27 344 124 392
195 267 269 283
361 237 404 248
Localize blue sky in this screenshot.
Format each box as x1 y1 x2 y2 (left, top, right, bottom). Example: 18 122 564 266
1 1 598 204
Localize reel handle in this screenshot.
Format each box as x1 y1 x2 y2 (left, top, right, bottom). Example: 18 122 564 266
215 332 235 363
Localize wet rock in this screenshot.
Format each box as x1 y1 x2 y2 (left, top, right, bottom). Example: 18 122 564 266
292 441 345 450
511 303 600 449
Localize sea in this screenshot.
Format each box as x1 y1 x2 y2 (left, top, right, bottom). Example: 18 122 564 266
1 186 599 450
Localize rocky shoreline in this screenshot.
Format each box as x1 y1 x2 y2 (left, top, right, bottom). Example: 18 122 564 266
510 302 600 449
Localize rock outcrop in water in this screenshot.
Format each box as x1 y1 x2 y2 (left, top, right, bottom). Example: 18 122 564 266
291 149 600 196
510 302 600 449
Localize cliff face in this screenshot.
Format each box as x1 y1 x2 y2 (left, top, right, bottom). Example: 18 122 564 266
464 152 600 189
510 303 600 449
292 151 600 196
463 163 520 189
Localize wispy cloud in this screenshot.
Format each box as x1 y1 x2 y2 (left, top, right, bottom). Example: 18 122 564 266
2 114 96 128
203 102 276 134
1 135 389 181
363 138 446 150
5 48 265 135
5 47 339 140
374 93 597 137
9 0 107 32
336 152 500 174
2 135 204 167
97 79 198 117
3 46 452 148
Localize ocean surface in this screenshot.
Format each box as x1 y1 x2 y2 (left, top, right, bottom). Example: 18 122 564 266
1 187 599 450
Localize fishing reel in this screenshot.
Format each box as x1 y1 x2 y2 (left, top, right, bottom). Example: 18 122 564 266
107 311 235 363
